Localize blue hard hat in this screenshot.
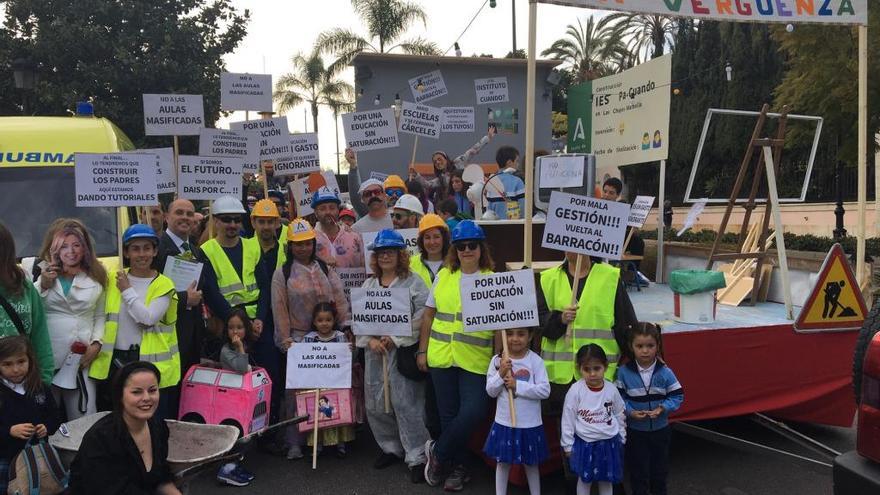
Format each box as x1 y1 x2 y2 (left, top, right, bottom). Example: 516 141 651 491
122 224 159 246
368 229 406 250
451 220 485 243
311 188 341 209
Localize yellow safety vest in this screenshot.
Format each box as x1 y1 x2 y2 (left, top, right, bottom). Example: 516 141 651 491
89 270 180 389
410 253 440 289
201 237 261 318
427 267 495 375
276 225 288 270
540 263 619 384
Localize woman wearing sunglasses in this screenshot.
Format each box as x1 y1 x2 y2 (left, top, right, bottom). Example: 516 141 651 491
417 220 495 491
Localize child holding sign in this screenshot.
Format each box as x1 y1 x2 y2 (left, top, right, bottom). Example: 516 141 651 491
301 302 356 458
483 327 549 495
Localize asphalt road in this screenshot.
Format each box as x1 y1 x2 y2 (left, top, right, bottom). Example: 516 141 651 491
187 416 856 494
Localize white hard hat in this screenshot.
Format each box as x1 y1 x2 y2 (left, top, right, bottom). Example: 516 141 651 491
357 179 384 195
212 195 247 215
394 194 424 216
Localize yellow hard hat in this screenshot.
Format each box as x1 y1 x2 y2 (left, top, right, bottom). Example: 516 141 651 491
287 218 316 242
251 199 280 219
419 213 448 234
383 175 407 192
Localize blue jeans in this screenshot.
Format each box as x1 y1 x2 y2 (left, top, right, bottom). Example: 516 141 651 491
429 366 488 465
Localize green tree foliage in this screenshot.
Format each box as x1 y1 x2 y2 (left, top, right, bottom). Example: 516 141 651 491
540 16 628 83
0 0 248 147
607 13 676 61
274 48 355 134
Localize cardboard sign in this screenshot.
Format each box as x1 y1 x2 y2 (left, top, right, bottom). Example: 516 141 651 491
350 287 413 336
539 156 585 188
75 153 159 207
677 199 708 236
274 133 320 177
198 129 259 172
474 77 509 105
409 70 447 103
542 191 629 260
361 228 420 274
369 171 389 182
162 257 203 292
337 267 369 299
143 94 205 136
295 389 354 432
289 174 340 217
460 270 539 332
342 108 400 152
177 156 243 200
230 117 291 161
220 72 273 112
136 148 176 194
794 244 868 332
286 342 352 389
627 196 656 228
398 102 441 139
441 107 475 133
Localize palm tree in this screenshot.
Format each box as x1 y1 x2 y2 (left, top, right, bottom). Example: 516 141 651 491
273 48 355 134
540 16 629 83
316 0 440 74
607 13 676 61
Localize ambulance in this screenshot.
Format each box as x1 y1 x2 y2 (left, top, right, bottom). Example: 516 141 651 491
0 111 135 268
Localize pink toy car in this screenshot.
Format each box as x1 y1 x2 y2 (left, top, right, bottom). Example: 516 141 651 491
178 365 272 437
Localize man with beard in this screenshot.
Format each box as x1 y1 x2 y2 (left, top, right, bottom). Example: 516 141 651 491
312 189 364 270
392 194 424 230
251 199 287 273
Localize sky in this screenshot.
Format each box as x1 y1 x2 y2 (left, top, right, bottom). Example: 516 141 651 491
221 0 612 171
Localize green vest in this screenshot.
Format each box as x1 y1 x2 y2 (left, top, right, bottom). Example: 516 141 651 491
427 267 495 375
410 253 440 289
89 270 180 389
201 237 261 318
540 263 619 384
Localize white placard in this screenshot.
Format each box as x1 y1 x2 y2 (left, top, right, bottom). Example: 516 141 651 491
162 257 203 292
474 77 509 105
627 196 656 228
177 156 243 200
321 171 341 196
539 156 585 188
342 108 400 152
337 267 369 299
441 107 475 133
409 70 448 103
220 72 273 112
351 287 412 336
274 133 320 177
460 269 539 332
361 228 420 274
230 117 291 161
143 94 205 136
677 199 708 236
289 177 314 216
398 101 441 139
286 342 352 389
136 148 176 194
75 153 159 207
369 171 389 182
198 129 259 172
542 191 630 260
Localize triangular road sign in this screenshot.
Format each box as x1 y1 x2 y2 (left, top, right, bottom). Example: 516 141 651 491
795 243 867 332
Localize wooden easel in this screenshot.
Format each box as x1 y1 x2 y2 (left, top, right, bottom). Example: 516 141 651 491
705 104 790 306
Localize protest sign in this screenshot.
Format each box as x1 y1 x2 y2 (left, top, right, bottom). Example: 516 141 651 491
220 72 272 112
162 257 203 292
369 171 389 182
177 156 243 200
542 191 629 260
143 94 204 136
362 229 419 274
441 107 475 133
337 267 369 299
230 117 291 161
198 128 259 172
286 342 352 389
398 102 441 139
274 133 320 176
460 270 539 332
75 153 159 207
539 156 585 188
627 196 656 228
474 77 509 105
409 70 447 103
350 288 413 337
678 199 708 236
136 148 175 194
289 177 314 216
342 109 400 152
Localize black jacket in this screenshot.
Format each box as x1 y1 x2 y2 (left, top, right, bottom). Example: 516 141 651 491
0 383 59 460
68 413 173 495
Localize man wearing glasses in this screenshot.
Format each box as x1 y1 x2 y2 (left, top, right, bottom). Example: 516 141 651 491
352 179 394 234
392 194 425 230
